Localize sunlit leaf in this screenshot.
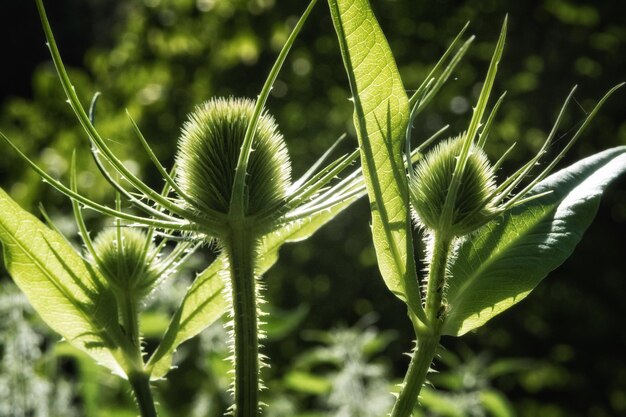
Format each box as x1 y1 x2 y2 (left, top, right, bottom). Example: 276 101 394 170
328 0 425 321
0 187 124 375
443 147 626 336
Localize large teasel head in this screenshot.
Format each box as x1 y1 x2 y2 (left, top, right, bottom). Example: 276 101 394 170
405 17 623 239
176 97 291 217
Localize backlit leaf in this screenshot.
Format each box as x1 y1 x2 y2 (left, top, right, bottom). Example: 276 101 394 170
443 147 626 336
0 187 124 375
328 0 424 321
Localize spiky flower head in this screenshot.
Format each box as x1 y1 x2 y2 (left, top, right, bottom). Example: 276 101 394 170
92 228 161 297
176 97 291 217
410 134 497 236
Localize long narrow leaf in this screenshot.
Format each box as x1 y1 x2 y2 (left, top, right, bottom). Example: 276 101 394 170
230 0 318 216
328 0 425 322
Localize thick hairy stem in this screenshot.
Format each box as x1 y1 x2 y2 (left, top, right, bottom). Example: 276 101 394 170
226 227 259 417
390 232 452 417
129 371 158 417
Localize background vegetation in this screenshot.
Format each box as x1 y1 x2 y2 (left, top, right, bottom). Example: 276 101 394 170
1 0 624 416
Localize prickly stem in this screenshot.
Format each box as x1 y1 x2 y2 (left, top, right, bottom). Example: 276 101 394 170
225 226 260 417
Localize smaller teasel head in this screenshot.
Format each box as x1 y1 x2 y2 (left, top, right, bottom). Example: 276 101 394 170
92 228 161 298
176 97 292 218
405 18 622 239
406 81 621 239
410 134 497 237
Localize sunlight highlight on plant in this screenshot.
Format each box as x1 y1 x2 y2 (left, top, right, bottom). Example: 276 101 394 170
0 0 624 415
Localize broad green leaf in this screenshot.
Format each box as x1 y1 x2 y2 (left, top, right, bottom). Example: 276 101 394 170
443 147 626 336
146 255 225 379
147 193 362 378
0 187 124 375
328 0 424 320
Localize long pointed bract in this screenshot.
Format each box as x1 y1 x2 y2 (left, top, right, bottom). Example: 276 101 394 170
440 17 507 231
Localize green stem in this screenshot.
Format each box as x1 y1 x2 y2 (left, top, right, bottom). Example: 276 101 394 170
425 232 452 324
117 292 158 416
226 226 259 417
118 291 141 350
128 371 158 417
112 289 145 373
389 332 440 417
390 231 452 417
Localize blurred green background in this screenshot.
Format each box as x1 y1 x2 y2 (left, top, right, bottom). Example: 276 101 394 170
1 0 625 416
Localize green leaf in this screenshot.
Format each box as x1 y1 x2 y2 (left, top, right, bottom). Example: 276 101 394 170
146 254 225 379
417 387 464 417
328 0 424 321
0 187 124 375
480 390 516 417
146 194 360 379
443 147 626 336
284 371 332 395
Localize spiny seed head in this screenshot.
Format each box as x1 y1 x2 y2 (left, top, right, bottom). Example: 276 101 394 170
92 228 160 297
410 134 497 236
176 97 291 217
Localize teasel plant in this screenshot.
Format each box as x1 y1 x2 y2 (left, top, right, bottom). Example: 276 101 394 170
0 0 374 415
60 176 200 417
2 100 203 415
0 109 201 416
328 1 624 415
392 17 624 416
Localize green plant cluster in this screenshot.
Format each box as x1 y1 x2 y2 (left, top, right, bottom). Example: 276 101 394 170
1 1 625 416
